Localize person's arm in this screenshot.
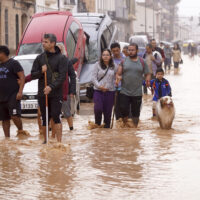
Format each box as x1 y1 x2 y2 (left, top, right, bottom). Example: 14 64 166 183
115 64 123 86
92 62 101 89
167 81 172 97
68 61 76 95
31 56 43 80
16 71 25 100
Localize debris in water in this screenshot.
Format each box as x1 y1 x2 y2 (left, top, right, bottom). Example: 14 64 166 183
17 130 30 137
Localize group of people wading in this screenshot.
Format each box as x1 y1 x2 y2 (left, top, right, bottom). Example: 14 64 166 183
0 34 174 143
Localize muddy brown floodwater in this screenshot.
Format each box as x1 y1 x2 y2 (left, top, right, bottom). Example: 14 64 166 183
1 56 200 200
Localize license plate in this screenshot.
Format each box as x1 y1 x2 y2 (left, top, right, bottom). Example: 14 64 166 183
21 101 38 110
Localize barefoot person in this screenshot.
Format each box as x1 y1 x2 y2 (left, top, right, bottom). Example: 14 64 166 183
0 45 28 137
92 49 117 128
116 43 151 127
31 34 68 143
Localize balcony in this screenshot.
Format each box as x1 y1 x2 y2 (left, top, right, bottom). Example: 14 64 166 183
45 0 57 6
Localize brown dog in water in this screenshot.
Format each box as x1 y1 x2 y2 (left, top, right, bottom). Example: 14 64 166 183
156 96 175 129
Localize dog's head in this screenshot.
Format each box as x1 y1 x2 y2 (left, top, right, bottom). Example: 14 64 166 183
160 96 174 109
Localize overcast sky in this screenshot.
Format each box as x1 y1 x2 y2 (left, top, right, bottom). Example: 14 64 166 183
178 0 200 17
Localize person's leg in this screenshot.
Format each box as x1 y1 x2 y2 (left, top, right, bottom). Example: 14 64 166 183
8 94 29 135
66 117 73 130
93 90 103 126
38 96 50 143
51 96 63 143
62 96 73 130
103 91 115 128
0 102 11 137
152 101 157 117
130 96 142 127
114 90 122 120
2 120 10 137
120 93 131 125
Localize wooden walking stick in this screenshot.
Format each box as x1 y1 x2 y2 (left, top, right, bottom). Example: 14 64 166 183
44 71 49 144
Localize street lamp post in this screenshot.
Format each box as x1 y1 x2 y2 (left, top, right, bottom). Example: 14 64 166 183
145 0 147 34
153 0 155 38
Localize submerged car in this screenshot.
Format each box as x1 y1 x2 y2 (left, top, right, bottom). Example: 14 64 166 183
14 54 38 117
74 13 118 99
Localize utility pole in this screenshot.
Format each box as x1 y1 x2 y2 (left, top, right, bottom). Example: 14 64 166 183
153 0 155 39
145 0 147 34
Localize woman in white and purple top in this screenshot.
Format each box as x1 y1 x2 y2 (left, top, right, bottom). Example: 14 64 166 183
92 49 118 128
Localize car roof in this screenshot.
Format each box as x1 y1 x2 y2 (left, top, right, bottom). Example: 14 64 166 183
13 54 39 60
21 11 72 44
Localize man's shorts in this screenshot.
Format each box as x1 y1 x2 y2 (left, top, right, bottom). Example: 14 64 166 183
38 96 62 126
61 95 71 118
0 93 21 121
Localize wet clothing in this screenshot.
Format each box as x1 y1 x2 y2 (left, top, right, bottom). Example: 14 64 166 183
31 46 68 126
121 57 149 96
0 58 23 102
120 94 142 118
63 60 76 101
38 96 62 126
31 46 68 98
92 62 118 92
92 62 117 128
172 49 181 63
93 90 115 128
0 93 21 121
62 95 72 118
150 78 172 102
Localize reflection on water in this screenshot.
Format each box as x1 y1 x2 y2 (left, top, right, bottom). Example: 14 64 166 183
1 56 200 199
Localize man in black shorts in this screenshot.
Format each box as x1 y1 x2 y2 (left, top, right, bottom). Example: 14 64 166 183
31 34 68 143
0 46 27 137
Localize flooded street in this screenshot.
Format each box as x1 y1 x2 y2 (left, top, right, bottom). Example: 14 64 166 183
1 55 200 200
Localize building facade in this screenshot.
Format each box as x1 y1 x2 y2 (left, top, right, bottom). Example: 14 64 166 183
0 0 35 54
36 0 77 13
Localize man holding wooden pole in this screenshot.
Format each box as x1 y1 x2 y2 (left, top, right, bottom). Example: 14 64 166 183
31 34 68 144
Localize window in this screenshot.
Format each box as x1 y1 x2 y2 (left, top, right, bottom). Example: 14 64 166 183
5 9 8 45
65 22 80 59
70 22 80 41
102 27 112 47
16 14 19 49
66 30 76 59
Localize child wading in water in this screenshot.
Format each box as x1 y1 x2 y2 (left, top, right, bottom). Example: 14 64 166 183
146 68 172 117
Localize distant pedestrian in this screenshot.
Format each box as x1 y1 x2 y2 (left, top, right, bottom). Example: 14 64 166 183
0 45 29 137
163 44 172 72
92 49 117 128
110 42 126 120
172 43 181 74
116 43 151 127
31 34 68 143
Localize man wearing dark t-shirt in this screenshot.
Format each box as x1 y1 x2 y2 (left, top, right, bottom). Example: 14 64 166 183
0 46 28 137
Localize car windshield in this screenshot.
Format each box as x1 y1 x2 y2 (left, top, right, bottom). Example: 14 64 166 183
82 24 99 63
17 59 34 76
18 42 65 55
18 43 43 55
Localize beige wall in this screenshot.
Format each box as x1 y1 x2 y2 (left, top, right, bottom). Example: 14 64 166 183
82 0 96 12
0 0 35 54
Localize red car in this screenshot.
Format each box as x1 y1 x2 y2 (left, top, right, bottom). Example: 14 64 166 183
16 11 87 112
17 11 86 78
